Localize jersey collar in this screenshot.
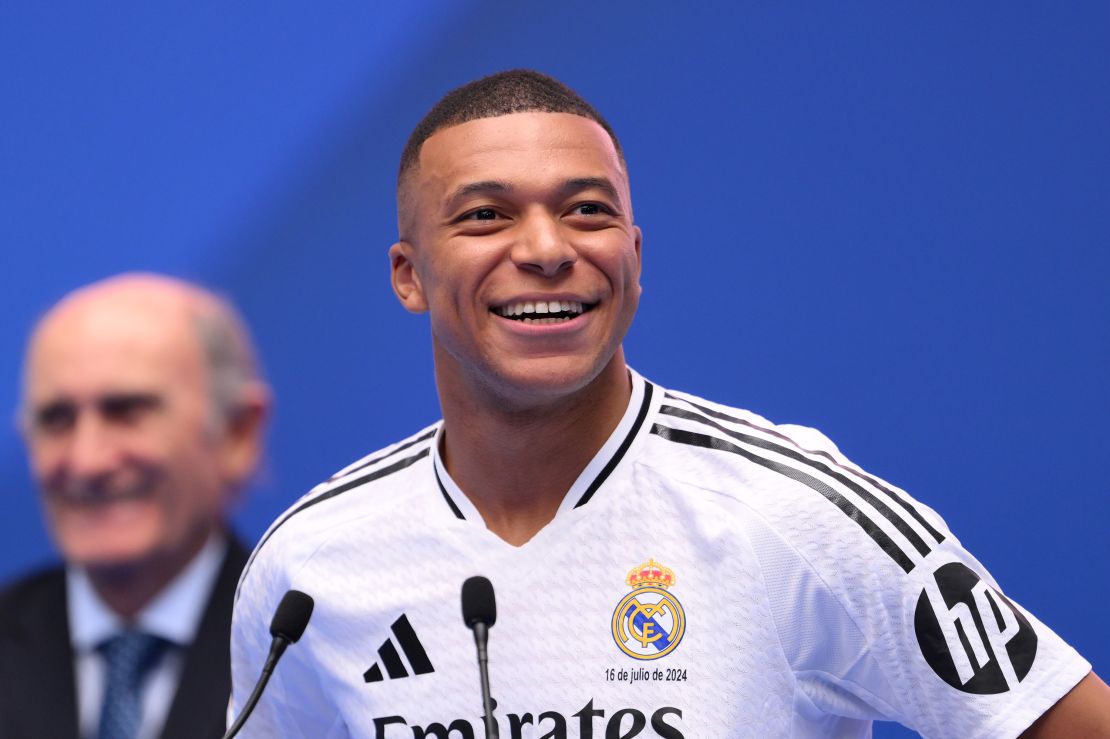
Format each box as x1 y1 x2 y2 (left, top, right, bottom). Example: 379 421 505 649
432 369 656 522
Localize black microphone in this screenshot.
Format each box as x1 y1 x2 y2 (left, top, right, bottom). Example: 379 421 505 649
223 589 315 739
461 576 498 739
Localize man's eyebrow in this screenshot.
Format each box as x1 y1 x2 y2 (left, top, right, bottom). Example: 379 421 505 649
31 397 75 421
443 177 624 212
98 392 163 412
446 180 513 209
561 177 622 205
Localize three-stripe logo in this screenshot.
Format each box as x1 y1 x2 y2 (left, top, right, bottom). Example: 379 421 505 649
363 614 435 683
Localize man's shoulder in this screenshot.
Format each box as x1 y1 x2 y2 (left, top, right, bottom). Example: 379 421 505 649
297 422 442 527
656 385 798 433
0 563 65 632
239 423 442 584
645 382 848 487
0 563 65 605
284 420 439 522
279 421 441 525
324 422 441 484
644 381 951 573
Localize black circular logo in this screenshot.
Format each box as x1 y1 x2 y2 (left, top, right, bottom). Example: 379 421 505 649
914 562 1037 694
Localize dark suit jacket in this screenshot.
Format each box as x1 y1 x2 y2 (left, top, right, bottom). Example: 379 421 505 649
0 539 249 739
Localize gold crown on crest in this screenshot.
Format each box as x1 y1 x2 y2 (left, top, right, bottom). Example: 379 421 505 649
626 559 676 589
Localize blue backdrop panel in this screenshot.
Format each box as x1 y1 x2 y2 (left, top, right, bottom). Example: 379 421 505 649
2 4 1106 737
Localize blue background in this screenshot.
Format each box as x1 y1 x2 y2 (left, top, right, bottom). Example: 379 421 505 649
1 4 1106 736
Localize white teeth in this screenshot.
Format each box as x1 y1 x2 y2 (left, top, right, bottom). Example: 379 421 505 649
496 300 588 318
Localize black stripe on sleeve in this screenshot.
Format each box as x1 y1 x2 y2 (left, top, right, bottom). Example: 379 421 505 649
238 447 431 593
391 614 435 675
574 381 655 508
665 393 945 545
273 447 429 535
651 423 917 573
329 428 437 481
660 404 936 558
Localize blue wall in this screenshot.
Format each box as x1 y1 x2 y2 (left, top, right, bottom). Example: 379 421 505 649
2 4 1106 736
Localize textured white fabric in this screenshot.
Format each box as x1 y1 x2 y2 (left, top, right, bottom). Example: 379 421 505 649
231 372 1088 738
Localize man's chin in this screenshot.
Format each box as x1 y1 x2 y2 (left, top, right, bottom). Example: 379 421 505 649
476 357 625 413
486 361 598 399
65 542 161 574
53 517 165 575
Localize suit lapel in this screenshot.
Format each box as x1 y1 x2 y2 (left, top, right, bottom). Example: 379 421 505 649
0 568 81 739
159 538 249 739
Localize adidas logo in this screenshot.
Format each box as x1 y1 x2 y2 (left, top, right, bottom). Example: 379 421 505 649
363 614 435 683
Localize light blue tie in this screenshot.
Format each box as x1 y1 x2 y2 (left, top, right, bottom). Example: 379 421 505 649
96 630 168 739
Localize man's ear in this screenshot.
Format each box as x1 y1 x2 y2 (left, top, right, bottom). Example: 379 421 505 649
389 241 428 314
632 225 644 299
217 382 271 493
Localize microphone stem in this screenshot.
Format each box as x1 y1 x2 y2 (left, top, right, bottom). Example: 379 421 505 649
472 623 498 738
223 636 289 739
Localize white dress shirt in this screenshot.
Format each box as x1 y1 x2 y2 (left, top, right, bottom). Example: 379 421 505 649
68 535 227 739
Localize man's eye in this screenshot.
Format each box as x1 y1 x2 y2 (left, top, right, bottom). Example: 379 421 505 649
572 203 611 216
463 208 499 221
99 394 162 424
34 402 76 434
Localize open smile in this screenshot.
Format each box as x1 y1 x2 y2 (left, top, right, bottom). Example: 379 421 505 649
492 299 596 325
50 484 154 508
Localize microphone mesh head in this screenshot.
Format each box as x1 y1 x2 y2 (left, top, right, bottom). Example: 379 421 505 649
461 576 497 628
270 589 315 643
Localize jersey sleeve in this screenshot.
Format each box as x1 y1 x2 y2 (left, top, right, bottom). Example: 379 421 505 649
750 425 1091 738
229 526 349 738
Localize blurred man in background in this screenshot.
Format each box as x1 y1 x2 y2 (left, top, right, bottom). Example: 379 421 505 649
0 274 269 739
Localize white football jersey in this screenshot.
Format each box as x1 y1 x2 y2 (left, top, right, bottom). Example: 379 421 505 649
231 370 1089 738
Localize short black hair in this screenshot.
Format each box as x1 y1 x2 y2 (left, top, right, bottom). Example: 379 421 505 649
398 69 624 184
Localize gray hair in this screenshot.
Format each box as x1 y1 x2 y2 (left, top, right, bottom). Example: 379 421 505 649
190 296 263 429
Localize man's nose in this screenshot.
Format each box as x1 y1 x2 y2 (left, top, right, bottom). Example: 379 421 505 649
64 413 121 481
511 212 577 277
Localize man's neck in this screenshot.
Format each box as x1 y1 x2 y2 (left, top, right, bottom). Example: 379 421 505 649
437 355 632 547
84 526 215 621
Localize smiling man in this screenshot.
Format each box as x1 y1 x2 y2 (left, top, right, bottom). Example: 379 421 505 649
1 274 269 739
231 71 1109 737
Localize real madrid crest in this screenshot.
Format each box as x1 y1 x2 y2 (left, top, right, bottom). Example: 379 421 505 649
611 559 686 660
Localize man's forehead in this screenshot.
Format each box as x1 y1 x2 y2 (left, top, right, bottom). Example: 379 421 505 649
417 112 625 187
27 293 203 395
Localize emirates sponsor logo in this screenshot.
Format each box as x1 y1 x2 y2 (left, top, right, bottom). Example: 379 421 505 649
372 699 684 738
